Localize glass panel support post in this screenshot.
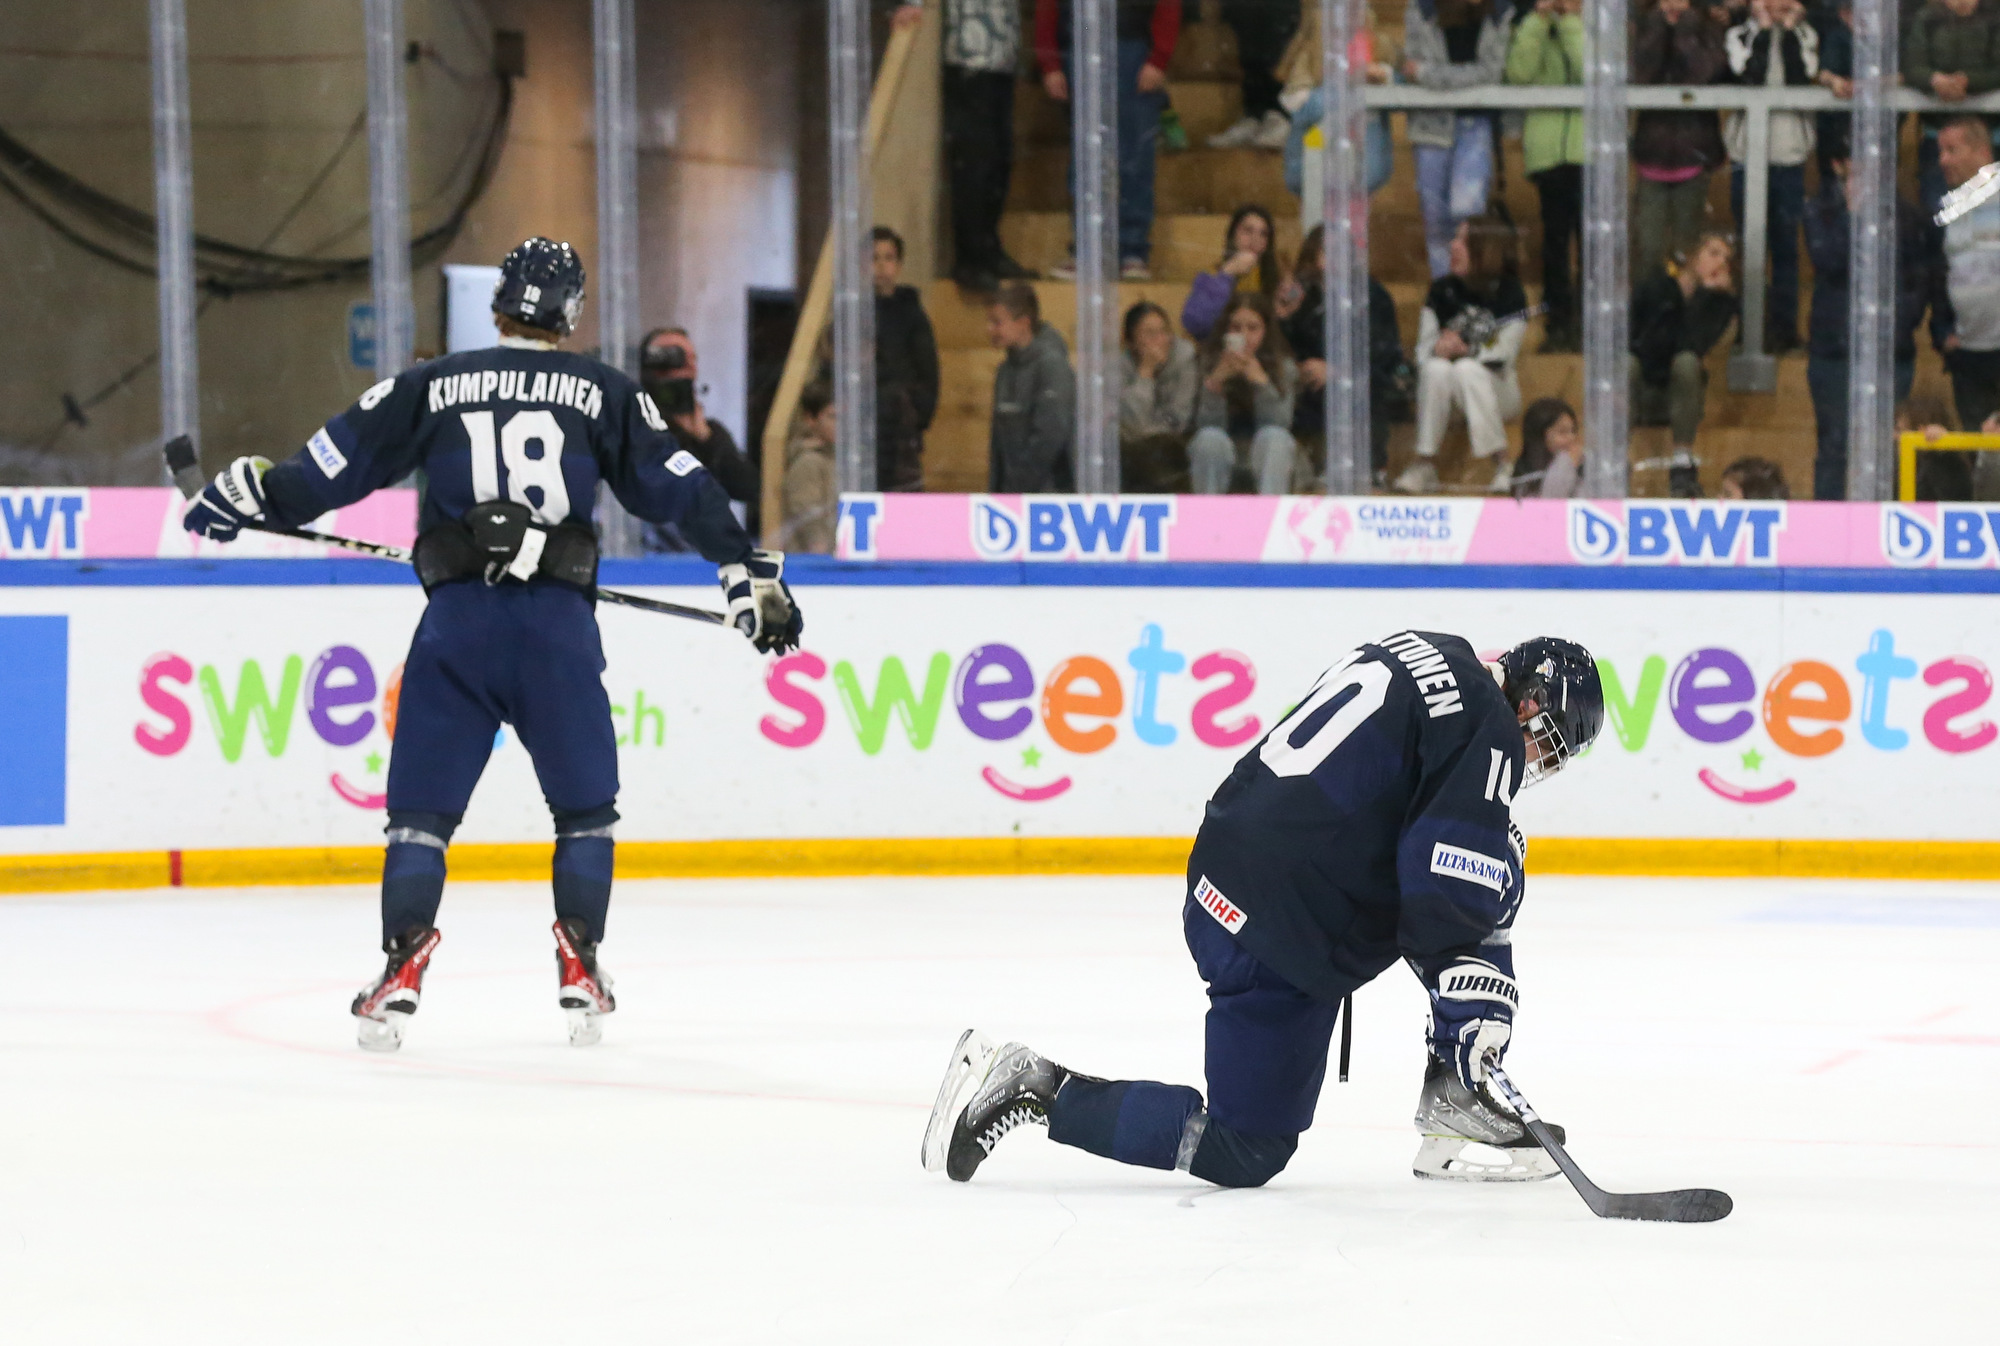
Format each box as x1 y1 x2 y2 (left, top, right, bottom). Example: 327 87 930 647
1847 2 1899 502
363 0 414 380
1319 0 1370 495
1072 0 1120 493
149 0 199 467
1580 0 1630 497
829 0 877 497
593 0 643 554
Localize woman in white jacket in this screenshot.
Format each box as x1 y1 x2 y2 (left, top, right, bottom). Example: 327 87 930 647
1395 212 1529 495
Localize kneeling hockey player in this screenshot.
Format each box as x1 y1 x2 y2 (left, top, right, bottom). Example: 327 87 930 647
183 238 801 1051
925 633 1603 1187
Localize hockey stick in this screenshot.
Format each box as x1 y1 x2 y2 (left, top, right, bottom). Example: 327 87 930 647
164 436 728 627
1936 161 2000 228
1485 1064 1733 1224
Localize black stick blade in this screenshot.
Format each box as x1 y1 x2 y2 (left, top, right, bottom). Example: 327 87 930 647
162 434 197 475
1602 1188 1734 1224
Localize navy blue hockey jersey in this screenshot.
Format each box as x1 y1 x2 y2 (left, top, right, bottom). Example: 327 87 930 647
259 343 752 563
1187 631 1527 1006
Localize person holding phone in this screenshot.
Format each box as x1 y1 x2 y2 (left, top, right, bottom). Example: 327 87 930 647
1187 293 1300 495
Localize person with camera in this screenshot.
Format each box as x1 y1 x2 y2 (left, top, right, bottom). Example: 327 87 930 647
637 328 761 548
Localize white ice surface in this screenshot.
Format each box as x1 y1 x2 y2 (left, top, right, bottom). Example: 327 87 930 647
0 874 1992 1344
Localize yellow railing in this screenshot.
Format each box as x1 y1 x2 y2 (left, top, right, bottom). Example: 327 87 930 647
1899 432 2000 501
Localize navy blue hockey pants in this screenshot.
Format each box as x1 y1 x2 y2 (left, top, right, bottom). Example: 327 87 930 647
379 581 619 945
1046 895 1344 1188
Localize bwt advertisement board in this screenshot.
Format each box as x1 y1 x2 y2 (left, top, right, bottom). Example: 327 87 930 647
3 565 1998 862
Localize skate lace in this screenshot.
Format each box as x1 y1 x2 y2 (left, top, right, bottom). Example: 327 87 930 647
976 1102 1045 1155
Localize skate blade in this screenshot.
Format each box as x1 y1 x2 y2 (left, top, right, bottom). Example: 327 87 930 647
922 1029 997 1173
1412 1134 1560 1183
566 1007 604 1047
356 1011 409 1053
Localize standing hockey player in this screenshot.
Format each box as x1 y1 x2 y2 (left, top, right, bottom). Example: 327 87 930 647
182 238 802 1052
924 634 1602 1188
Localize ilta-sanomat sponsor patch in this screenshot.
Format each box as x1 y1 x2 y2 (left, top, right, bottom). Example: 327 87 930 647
1193 875 1247 934
1430 842 1511 893
665 450 701 477
1437 961 1520 1010
307 428 348 479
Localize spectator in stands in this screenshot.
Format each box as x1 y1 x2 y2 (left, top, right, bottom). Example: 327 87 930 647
781 382 838 555
637 327 760 551
1724 0 1818 354
1182 204 1282 340
1629 231 1740 497
1633 0 1729 273
872 227 940 492
1509 397 1584 498
1811 1 1853 177
943 0 1038 290
1507 0 1586 352
1396 212 1529 496
1188 293 1300 494
1276 225 1406 488
1717 455 1791 499
1278 7 1396 203
1403 0 1512 280
1037 0 1183 281
1803 140 1933 500
1935 115 2000 496
1905 0 2000 220
1208 0 1302 151
986 282 1077 491
1120 300 1198 490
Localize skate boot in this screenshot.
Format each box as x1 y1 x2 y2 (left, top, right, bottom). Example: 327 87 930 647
1412 1052 1565 1182
553 918 615 1047
922 1030 1073 1182
351 925 442 1053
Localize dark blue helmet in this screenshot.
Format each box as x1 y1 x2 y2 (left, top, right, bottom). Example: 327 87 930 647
492 237 586 336
1500 637 1604 786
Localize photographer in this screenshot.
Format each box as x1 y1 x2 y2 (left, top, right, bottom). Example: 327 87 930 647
637 328 761 548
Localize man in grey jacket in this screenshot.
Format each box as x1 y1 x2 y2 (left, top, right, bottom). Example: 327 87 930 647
987 282 1077 491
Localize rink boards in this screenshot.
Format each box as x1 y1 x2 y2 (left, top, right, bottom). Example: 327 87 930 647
4 558 2000 889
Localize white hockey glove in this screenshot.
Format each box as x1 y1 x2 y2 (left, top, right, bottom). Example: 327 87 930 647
182 456 272 543
718 549 803 655
1428 956 1518 1091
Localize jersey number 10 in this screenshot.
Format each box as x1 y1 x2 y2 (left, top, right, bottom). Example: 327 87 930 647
1260 654 1393 778
462 409 572 524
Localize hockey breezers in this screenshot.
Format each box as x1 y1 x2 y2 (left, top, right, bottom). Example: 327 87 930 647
165 435 727 628
1484 1064 1732 1224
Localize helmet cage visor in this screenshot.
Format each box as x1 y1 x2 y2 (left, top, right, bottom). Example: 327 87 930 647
1520 709 1572 788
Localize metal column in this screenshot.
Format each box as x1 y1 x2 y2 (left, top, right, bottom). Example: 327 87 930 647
1726 105 1777 392
593 0 643 554
1847 4 1899 501
363 0 413 378
1319 0 1370 495
1072 0 1119 493
1580 0 1630 497
148 0 198 460
829 0 876 496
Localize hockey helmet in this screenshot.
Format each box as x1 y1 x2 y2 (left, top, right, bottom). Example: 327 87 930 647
1499 637 1604 786
492 237 587 336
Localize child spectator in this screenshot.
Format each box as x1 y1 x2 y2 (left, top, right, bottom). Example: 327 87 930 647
1207 0 1302 150
1120 300 1199 491
1275 225 1407 486
1403 0 1513 280
1036 0 1183 280
1898 395 1974 501
1633 0 1729 272
986 282 1077 491
1397 212 1529 496
943 0 1038 291
1934 115 2000 444
1188 292 1300 494
872 227 940 492
1723 0 1818 353
1630 231 1740 497
780 382 837 555
1904 0 2000 219
1182 204 1282 340
1510 397 1584 498
1507 0 1586 352
1717 455 1791 499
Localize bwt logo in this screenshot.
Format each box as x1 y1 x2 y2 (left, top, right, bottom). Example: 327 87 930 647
838 494 883 560
1881 504 2000 568
0 490 89 558
1566 502 1785 566
970 496 1175 561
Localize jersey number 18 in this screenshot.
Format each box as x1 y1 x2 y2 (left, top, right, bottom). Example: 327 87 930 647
462 409 571 524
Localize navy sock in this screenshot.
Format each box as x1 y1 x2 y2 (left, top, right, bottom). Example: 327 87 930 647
1047 1076 1205 1170
380 811 459 944
552 836 614 943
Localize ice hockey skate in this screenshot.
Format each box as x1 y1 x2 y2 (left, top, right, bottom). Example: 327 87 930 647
923 1031 1072 1182
350 926 442 1053
1411 1053 1563 1182
553 917 616 1046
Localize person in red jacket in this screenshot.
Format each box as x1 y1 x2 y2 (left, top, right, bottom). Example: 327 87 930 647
1036 0 1183 281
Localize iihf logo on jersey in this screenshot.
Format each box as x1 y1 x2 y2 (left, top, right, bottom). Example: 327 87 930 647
969 497 1175 561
